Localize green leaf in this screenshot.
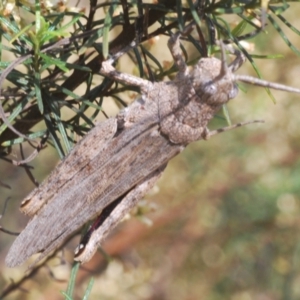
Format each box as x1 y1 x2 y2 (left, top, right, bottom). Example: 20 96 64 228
102 1 118 59
82 278 94 300
34 71 44 114
222 105 232 126
1 130 47 147
39 52 70 72
268 14 300 56
63 262 80 299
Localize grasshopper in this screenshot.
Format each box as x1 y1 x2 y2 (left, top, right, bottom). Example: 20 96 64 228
5 31 300 268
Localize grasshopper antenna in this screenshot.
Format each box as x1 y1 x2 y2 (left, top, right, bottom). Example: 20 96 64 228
234 74 300 94
217 40 300 94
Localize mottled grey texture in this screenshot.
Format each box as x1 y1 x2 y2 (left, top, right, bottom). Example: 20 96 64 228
6 33 281 268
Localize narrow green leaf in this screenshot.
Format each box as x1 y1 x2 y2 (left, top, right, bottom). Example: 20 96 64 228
214 7 244 14
64 262 80 298
35 0 41 34
231 19 248 37
0 16 21 34
34 72 44 114
270 5 300 36
269 2 289 15
0 98 29 135
222 104 231 126
44 113 65 158
57 14 83 34
140 45 164 75
60 292 73 300
1 130 47 147
176 0 184 31
102 1 118 59
186 0 202 26
250 54 284 59
9 22 34 45
39 52 70 72
50 105 72 154
268 14 300 56
82 278 94 300
133 47 144 78
79 27 104 55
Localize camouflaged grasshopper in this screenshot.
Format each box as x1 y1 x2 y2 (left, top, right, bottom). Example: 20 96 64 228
5 31 300 268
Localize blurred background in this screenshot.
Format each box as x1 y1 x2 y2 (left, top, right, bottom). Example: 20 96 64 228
1 1 300 299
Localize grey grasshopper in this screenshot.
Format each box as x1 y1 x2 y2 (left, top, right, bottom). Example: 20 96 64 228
5 30 300 268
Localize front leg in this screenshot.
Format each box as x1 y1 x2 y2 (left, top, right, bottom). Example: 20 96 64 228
158 33 210 145
167 32 189 77
74 164 167 263
225 43 246 72
100 59 153 94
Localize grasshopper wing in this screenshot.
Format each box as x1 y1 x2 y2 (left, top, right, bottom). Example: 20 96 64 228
21 118 118 217
5 116 182 267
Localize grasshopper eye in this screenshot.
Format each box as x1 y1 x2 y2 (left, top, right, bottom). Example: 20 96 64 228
193 80 218 102
202 81 217 95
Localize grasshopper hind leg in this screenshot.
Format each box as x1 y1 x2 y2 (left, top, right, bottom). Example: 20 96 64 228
74 164 167 263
